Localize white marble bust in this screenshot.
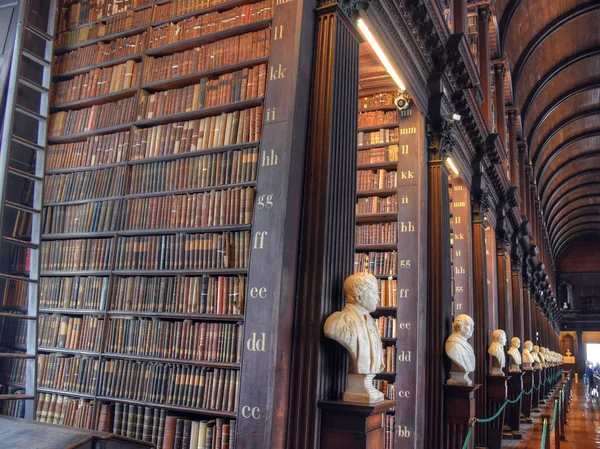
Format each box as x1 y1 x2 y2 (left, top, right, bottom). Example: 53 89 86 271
445 314 476 385
532 345 542 370
508 337 522 372
539 346 547 367
488 329 507 376
324 272 385 403
522 340 534 371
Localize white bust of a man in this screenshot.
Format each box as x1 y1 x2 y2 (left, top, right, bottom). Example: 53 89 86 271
445 314 476 385
539 346 547 367
522 340 534 371
532 345 542 369
324 272 384 374
508 337 522 372
488 329 507 376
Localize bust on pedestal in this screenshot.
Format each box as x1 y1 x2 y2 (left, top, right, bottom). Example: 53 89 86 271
522 341 534 371
488 329 507 376
532 345 542 370
508 337 522 373
324 272 385 404
445 314 476 385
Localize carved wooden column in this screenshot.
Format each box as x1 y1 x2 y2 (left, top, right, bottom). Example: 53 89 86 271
518 143 528 218
496 232 512 339
453 0 468 34
477 4 492 127
287 5 361 449
507 110 518 187
425 116 453 449
511 246 524 342
493 62 507 151
471 157 489 448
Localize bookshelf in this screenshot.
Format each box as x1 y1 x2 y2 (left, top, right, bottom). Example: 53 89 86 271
0 0 311 447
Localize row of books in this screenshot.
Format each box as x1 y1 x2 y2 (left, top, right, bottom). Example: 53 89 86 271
44 166 126 203
376 316 396 339
358 130 399 147
356 223 398 245
377 279 398 308
147 2 272 50
111 275 245 315
43 200 120 234
113 231 250 270
354 252 398 276
38 354 99 394
40 276 109 311
384 414 395 449
106 319 243 363
359 92 396 110
1 280 28 309
36 393 95 429
373 379 395 401
0 387 25 418
356 195 398 214
57 7 152 48
127 148 258 193
357 169 398 191
8 246 30 273
137 64 266 120
143 29 271 83
155 0 234 20
357 145 399 165
0 358 25 384
131 106 263 158
109 403 167 448
52 61 140 105
40 238 113 271
47 131 130 170
98 360 239 412
121 187 255 230
0 316 26 346
48 96 136 137
57 0 152 32
38 314 104 351
163 416 235 449
382 345 396 373
357 110 398 128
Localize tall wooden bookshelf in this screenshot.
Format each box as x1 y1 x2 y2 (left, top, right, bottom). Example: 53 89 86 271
0 0 315 447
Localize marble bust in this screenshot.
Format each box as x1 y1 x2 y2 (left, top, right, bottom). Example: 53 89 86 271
488 329 507 376
445 314 476 385
539 346 547 367
508 337 522 372
565 349 572 357
324 272 384 403
522 340 534 371
532 345 542 370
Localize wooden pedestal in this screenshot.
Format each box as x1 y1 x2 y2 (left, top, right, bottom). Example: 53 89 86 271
319 400 395 449
520 370 534 423
506 371 524 438
539 368 547 403
532 369 541 413
444 384 480 449
486 375 509 449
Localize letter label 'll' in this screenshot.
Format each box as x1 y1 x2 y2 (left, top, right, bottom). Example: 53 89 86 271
273 25 283 40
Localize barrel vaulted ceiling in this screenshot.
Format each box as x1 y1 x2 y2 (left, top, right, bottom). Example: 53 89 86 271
495 0 600 264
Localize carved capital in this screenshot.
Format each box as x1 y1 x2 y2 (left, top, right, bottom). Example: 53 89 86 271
493 61 506 78
471 187 490 218
329 0 369 19
517 141 527 155
426 117 453 160
507 185 519 208
477 3 491 23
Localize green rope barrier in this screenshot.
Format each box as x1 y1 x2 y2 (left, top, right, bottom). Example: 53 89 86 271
476 400 509 423
460 424 474 449
540 419 548 449
549 400 559 432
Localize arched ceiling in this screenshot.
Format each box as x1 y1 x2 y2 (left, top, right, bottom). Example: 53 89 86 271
497 0 600 264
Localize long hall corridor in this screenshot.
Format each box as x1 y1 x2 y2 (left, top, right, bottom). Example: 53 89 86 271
504 379 600 449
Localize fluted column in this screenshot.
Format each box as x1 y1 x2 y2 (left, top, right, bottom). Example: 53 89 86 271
425 118 453 449
493 62 507 150
497 237 512 340
453 0 468 34
477 4 492 127
507 110 518 186
471 158 489 447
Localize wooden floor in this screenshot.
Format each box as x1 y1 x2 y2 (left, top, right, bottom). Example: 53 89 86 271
503 378 600 448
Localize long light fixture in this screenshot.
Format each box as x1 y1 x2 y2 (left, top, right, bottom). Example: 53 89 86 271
356 18 407 92
446 157 459 175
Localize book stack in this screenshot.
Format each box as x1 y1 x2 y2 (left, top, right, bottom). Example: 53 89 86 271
357 169 398 191
356 195 398 214
356 223 398 245
37 0 273 444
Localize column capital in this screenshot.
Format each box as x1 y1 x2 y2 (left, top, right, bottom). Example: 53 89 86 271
477 2 492 22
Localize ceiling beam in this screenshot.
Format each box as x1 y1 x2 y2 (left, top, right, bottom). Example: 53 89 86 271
555 230 600 260
520 47 600 129
545 182 600 226
552 219 600 250
542 168 600 212
549 205 600 240
512 2 600 90
498 0 523 55
548 195 600 240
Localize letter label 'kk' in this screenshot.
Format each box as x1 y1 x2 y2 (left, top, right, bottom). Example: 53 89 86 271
270 64 286 80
